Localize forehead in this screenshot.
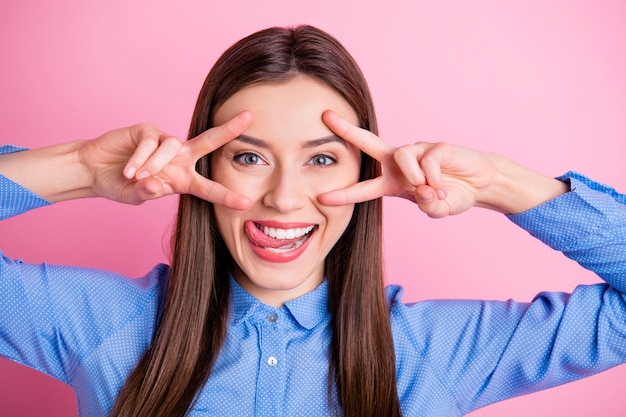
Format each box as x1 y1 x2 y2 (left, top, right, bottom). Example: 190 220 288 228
213 75 359 142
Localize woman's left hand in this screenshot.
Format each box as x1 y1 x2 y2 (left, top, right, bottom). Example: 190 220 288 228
319 111 566 217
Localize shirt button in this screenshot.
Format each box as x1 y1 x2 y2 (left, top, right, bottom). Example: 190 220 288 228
267 356 278 367
267 313 278 323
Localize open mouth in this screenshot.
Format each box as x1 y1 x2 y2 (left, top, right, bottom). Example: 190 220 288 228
245 221 318 255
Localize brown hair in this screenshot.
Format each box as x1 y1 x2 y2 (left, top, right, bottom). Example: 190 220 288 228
110 25 401 417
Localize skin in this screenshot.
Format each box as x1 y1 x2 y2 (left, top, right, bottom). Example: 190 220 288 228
319 111 568 217
0 90 566 220
0 116 254 207
211 76 362 306
0 77 568 306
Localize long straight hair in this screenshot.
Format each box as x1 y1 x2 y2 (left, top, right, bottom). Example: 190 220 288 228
110 25 401 417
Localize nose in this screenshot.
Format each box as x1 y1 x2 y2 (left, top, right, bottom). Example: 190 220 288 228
262 167 308 213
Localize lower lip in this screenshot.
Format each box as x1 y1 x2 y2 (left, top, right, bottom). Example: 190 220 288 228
248 229 316 264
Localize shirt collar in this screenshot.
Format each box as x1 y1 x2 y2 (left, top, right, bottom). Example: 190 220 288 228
284 280 329 329
229 276 329 330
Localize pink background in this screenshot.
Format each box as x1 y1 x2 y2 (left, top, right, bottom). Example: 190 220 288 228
1 0 625 415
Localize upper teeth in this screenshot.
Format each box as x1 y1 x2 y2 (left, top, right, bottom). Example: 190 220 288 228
262 225 315 240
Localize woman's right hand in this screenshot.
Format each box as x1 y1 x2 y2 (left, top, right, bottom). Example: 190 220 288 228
78 112 253 209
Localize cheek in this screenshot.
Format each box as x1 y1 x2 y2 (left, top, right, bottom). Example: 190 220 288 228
307 155 362 195
313 170 360 195
212 205 236 238
211 157 265 200
319 203 355 238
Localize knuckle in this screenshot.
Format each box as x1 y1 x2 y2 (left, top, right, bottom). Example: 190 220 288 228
431 141 450 153
393 146 413 162
161 136 182 150
420 152 437 168
202 181 223 203
134 122 158 131
135 123 161 138
134 129 161 147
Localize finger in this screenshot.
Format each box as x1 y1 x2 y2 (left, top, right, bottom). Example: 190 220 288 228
123 125 163 179
393 144 428 186
134 135 183 180
414 184 449 218
318 177 386 206
394 142 448 200
138 177 165 195
322 110 394 161
188 176 252 210
116 177 165 205
186 111 253 159
419 143 452 200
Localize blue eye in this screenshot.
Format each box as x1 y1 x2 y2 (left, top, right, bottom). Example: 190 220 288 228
309 154 337 166
234 152 265 165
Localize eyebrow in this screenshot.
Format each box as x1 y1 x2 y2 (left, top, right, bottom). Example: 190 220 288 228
235 134 347 149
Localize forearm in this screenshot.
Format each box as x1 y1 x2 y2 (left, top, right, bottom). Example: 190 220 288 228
0 141 95 202
476 153 569 214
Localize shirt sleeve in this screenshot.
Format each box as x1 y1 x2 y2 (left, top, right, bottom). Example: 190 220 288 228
0 145 52 218
0 144 164 388
0 252 166 385
390 172 626 415
507 171 626 291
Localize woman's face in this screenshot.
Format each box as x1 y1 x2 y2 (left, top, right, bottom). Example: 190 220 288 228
211 75 361 307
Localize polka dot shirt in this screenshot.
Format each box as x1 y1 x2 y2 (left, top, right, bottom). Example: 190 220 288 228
2 145 625 416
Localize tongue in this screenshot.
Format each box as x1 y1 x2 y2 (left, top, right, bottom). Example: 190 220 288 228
245 222 304 249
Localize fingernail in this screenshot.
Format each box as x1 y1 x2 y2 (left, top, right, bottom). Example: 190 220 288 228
124 166 136 178
437 189 447 200
136 170 150 180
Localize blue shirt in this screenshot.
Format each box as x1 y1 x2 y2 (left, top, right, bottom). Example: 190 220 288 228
1 146 626 416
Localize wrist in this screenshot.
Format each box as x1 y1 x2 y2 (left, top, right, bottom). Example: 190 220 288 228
0 140 96 202
475 154 569 214
58 139 98 201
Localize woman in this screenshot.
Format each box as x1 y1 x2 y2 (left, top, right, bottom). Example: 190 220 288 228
0 25 625 417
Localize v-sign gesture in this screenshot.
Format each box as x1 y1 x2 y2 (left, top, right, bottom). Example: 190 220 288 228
319 110 568 217
0 112 254 209
82 111 254 208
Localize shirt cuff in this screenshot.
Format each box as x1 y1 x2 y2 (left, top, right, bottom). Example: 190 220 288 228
0 144 28 154
506 171 626 251
0 145 52 218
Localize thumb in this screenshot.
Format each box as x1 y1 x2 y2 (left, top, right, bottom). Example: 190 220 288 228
414 185 448 218
119 177 166 204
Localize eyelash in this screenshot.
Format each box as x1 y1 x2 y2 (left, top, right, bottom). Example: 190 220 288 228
233 152 338 167
308 154 337 166
234 152 265 166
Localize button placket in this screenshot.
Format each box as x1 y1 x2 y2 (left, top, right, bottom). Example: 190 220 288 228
255 311 286 416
